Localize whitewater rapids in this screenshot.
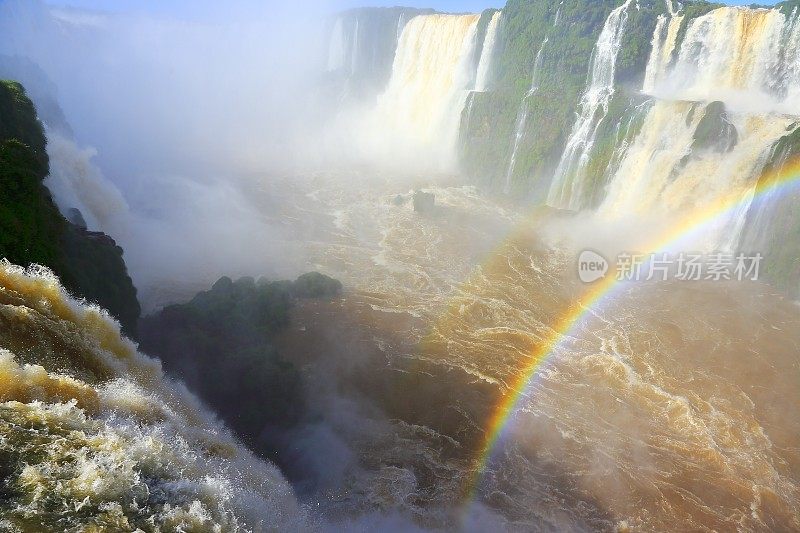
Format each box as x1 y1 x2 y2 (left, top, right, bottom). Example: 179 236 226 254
263 173 800 531
0 262 301 531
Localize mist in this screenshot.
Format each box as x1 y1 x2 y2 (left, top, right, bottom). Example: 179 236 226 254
0 0 354 305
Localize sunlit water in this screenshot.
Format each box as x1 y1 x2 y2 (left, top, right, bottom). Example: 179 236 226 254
262 172 800 531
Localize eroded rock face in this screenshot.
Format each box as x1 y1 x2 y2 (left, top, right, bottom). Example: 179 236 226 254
692 101 738 153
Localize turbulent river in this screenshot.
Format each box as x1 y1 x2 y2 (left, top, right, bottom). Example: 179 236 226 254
250 173 800 531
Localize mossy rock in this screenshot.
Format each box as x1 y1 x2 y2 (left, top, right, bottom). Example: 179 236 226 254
693 101 738 153
292 271 343 298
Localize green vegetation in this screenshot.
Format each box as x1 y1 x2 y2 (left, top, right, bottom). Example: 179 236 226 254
746 126 800 297
139 273 342 462
458 0 734 204
460 0 672 201
776 0 800 15
0 80 140 337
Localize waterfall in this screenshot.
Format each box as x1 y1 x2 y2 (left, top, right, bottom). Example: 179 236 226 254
643 13 683 94
528 37 548 96
547 0 634 210
44 128 129 232
598 101 792 250
374 14 481 166
396 12 406 43
504 37 548 192
327 17 346 72
351 17 360 74
505 107 530 193
475 12 502 92
666 8 793 113
0 262 300 530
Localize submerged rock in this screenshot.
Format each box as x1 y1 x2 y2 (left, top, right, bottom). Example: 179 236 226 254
413 191 436 214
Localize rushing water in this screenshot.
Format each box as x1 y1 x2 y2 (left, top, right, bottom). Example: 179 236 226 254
474 11 502 93
547 0 634 210
252 173 800 531
505 37 548 193
0 262 302 531
373 14 480 167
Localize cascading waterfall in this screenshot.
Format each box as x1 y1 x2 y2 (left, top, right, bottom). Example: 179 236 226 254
0 262 300 530
596 6 800 251
666 0 677 17
396 12 406 43
666 7 793 113
505 109 529 193
44 129 130 232
351 17 360 74
547 0 633 210
642 12 683 94
474 11 502 92
528 36 548 96
504 37 548 192
373 14 480 166
767 7 800 103
598 101 793 249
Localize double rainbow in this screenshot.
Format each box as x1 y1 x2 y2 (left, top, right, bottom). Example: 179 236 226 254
460 154 800 503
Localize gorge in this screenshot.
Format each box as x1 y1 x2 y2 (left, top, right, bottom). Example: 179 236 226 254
0 0 799 531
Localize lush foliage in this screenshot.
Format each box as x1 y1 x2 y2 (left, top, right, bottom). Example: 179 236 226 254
748 127 800 296
457 0 735 203
0 80 141 337
460 0 673 200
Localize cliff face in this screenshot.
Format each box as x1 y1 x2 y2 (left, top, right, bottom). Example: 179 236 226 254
324 7 436 102
331 0 800 297
458 0 728 200
0 80 140 337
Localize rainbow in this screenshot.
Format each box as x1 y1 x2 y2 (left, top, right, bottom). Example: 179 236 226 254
460 154 800 504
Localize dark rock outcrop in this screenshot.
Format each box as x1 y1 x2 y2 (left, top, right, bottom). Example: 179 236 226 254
693 101 738 153
139 273 342 468
0 80 140 337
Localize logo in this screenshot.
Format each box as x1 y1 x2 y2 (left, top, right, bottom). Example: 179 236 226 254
578 250 609 283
